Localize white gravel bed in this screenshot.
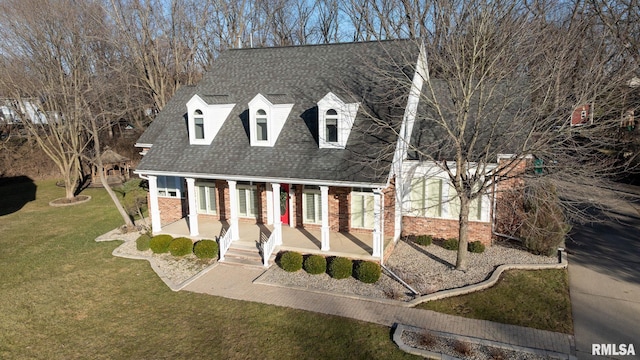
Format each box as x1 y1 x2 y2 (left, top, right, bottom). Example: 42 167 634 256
257 240 557 301
401 329 553 360
112 238 216 286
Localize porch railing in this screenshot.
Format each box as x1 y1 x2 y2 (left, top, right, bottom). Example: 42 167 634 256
262 226 280 267
218 227 233 261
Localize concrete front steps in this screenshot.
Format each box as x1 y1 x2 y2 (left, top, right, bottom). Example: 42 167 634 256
220 240 276 268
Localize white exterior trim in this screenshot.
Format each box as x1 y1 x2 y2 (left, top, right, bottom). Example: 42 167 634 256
185 177 199 236
228 180 239 241
272 183 283 245
186 94 235 145
148 175 162 233
317 92 359 149
248 94 293 147
320 185 330 251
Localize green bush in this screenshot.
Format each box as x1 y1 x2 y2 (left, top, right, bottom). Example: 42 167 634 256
149 234 173 254
328 257 353 279
354 261 381 283
468 241 485 253
169 237 193 256
279 251 303 272
303 255 327 275
442 238 459 250
414 235 433 246
193 239 218 259
136 234 151 251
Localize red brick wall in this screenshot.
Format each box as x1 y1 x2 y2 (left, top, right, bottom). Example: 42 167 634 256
157 197 187 225
494 157 528 236
402 216 492 245
330 186 350 232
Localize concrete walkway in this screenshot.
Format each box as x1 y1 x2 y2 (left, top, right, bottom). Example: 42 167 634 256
184 263 576 359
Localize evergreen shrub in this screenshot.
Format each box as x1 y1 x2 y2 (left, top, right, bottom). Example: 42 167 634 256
149 234 173 254
280 251 303 272
169 237 193 256
354 261 381 283
193 239 218 259
303 255 327 275
328 257 352 279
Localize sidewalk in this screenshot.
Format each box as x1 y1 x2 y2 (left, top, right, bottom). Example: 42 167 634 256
184 263 576 359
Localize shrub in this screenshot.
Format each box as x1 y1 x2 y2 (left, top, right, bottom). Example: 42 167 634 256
519 182 570 256
149 234 173 254
328 257 352 279
442 238 459 250
279 251 303 272
354 261 381 283
136 234 151 251
193 239 218 259
169 237 193 256
303 255 326 275
414 235 433 246
468 241 485 253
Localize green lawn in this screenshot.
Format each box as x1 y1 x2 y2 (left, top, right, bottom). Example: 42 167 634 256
0 179 417 359
416 269 573 334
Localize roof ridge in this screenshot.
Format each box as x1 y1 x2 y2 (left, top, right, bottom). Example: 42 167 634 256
227 38 417 52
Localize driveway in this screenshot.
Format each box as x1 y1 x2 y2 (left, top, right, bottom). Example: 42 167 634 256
568 184 640 359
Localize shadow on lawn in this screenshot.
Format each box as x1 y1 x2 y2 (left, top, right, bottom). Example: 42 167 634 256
0 176 37 216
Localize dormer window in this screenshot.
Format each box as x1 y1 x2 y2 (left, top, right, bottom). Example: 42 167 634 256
186 94 235 145
256 109 268 141
248 94 293 147
325 109 338 143
194 110 204 139
317 92 359 149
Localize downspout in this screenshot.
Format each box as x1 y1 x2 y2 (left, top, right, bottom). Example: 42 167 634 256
381 264 419 296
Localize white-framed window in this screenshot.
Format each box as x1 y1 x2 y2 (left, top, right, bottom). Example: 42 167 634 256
157 176 184 198
351 189 374 229
237 184 258 218
325 109 338 143
256 109 268 141
194 110 204 139
409 176 486 221
196 182 217 214
302 186 322 224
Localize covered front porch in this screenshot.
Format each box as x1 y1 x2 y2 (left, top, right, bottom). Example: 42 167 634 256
159 217 393 263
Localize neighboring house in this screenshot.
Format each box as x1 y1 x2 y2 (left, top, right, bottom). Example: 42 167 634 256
0 98 49 125
571 103 593 126
134 40 519 266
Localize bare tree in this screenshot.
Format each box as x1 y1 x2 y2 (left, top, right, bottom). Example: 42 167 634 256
357 0 632 270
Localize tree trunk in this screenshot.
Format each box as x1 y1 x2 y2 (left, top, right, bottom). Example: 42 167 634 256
98 168 135 229
455 195 470 271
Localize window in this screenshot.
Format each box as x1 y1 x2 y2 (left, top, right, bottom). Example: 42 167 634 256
410 178 442 217
256 109 268 141
157 176 183 198
351 190 374 229
194 110 204 139
302 186 322 224
196 182 217 214
237 184 258 218
325 109 338 143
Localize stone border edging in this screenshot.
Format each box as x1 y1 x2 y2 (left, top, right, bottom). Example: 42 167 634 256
49 195 91 207
392 323 577 360
406 252 568 306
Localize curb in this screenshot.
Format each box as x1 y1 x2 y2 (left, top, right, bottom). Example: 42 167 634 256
407 251 568 306
393 323 576 360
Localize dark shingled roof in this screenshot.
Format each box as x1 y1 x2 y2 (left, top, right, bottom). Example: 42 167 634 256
136 40 421 185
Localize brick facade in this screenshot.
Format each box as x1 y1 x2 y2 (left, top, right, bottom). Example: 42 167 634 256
402 216 492 245
157 197 187 225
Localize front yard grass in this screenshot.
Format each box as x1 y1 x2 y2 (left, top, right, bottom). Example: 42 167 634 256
0 179 417 360
416 269 573 334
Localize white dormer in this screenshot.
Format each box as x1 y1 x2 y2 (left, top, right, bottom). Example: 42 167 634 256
248 94 293 147
186 94 235 145
317 92 359 149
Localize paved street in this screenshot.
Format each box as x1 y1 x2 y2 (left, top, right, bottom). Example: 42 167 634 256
568 185 640 359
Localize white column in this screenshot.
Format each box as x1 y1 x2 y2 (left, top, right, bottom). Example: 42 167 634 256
372 190 383 259
148 175 162 233
228 180 239 241
289 186 295 228
272 183 282 245
320 185 330 251
185 177 199 236
266 183 274 225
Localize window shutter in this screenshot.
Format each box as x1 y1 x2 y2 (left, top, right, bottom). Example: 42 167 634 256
317 194 322 222
249 188 258 216
351 194 363 228
238 189 247 216
448 184 460 219
305 193 315 222
410 177 425 216
197 186 207 212
426 179 442 217
364 194 375 229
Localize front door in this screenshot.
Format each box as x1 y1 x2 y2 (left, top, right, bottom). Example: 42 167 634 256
280 184 290 225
